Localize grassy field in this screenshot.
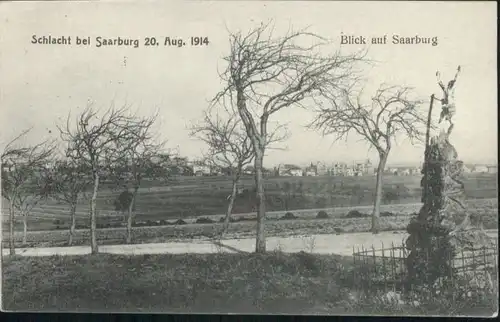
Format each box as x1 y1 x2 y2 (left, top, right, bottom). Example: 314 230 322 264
3 198 497 249
2 173 497 232
2 252 497 315
2 175 497 315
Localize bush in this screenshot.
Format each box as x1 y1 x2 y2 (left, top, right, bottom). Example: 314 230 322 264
173 219 187 225
281 212 298 220
345 210 367 218
219 217 237 223
381 211 396 217
316 211 329 219
114 190 135 212
333 227 344 234
196 217 215 224
234 216 253 222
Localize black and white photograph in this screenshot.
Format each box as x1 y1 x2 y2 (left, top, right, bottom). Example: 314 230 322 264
0 0 497 316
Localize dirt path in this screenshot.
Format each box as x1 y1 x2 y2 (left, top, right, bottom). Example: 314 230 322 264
2 230 497 257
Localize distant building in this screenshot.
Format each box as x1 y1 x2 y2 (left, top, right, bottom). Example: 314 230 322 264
401 169 411 176
170 156 189 167
262 167 274 177
192 164 211 176
278 164 303 176
412 167 422 175
388 168 399 175
462 165 472 173
243 165 255 175
345 168 355 176
304 163 317 176
316 162 329 176
304 169 317 176
353 159 373 176
331 162 348 176
487 165 498 174
473 165 488 173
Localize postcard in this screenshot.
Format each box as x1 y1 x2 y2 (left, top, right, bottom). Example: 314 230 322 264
0 0 497 316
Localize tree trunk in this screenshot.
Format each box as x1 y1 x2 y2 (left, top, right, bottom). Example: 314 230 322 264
90 171 100 254
372 151 389 234
69 201 77 246
254 150 266 253
22 213 27 245
9 199 15 255
223 173 240 235
126 187 138 244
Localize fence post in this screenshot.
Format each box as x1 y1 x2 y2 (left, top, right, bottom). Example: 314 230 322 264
372 245 377 278
353 246 357 290
494 239 498 278
461 249 467 299
481 245 487 301
391 242 397 293
447 253 455 302
381 242 387 293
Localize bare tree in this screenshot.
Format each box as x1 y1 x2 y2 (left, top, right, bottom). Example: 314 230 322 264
47 159 91 245
1 128 55 254
213 21 364 252
109 111 165 244
310 85 427 233
58 103 149 254
190 110 254 235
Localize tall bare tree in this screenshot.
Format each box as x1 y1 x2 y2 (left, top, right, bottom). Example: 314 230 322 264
47 159 91 245
213 21 364 252
110 111 165 244
310 85 426 233
1 128 55 254
190 110 255 235
58 103 152 254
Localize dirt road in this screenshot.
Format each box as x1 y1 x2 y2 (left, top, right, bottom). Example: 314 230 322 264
2 230 497 257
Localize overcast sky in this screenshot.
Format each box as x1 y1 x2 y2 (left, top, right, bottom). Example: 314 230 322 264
0 1 497 167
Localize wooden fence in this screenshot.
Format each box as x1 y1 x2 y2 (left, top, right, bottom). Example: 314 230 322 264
347 238 498 299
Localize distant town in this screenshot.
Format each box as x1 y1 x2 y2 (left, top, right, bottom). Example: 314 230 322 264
126 155 499 178
3 153 497 179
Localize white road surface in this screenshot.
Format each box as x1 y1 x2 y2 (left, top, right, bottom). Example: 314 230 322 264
2 230 498 257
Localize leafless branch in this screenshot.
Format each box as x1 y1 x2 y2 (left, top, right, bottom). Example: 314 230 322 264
212 21 366 153
189 108 254 175
310 84 427 155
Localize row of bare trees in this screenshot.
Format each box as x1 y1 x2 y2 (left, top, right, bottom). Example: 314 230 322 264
2 22 429 256
2 105 165 255
191 22 428 252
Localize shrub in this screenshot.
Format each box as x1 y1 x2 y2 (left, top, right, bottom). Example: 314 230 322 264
316 210 329 219
333 227 344 234
234 216 253 222
381 211 396 217
281 212 298 220
196 217 215 224
114 190 135 212
345 210 367 218
219 217 237 223
173 219 187 225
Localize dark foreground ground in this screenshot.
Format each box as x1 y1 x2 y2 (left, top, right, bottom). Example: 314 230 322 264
2 253 497 315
